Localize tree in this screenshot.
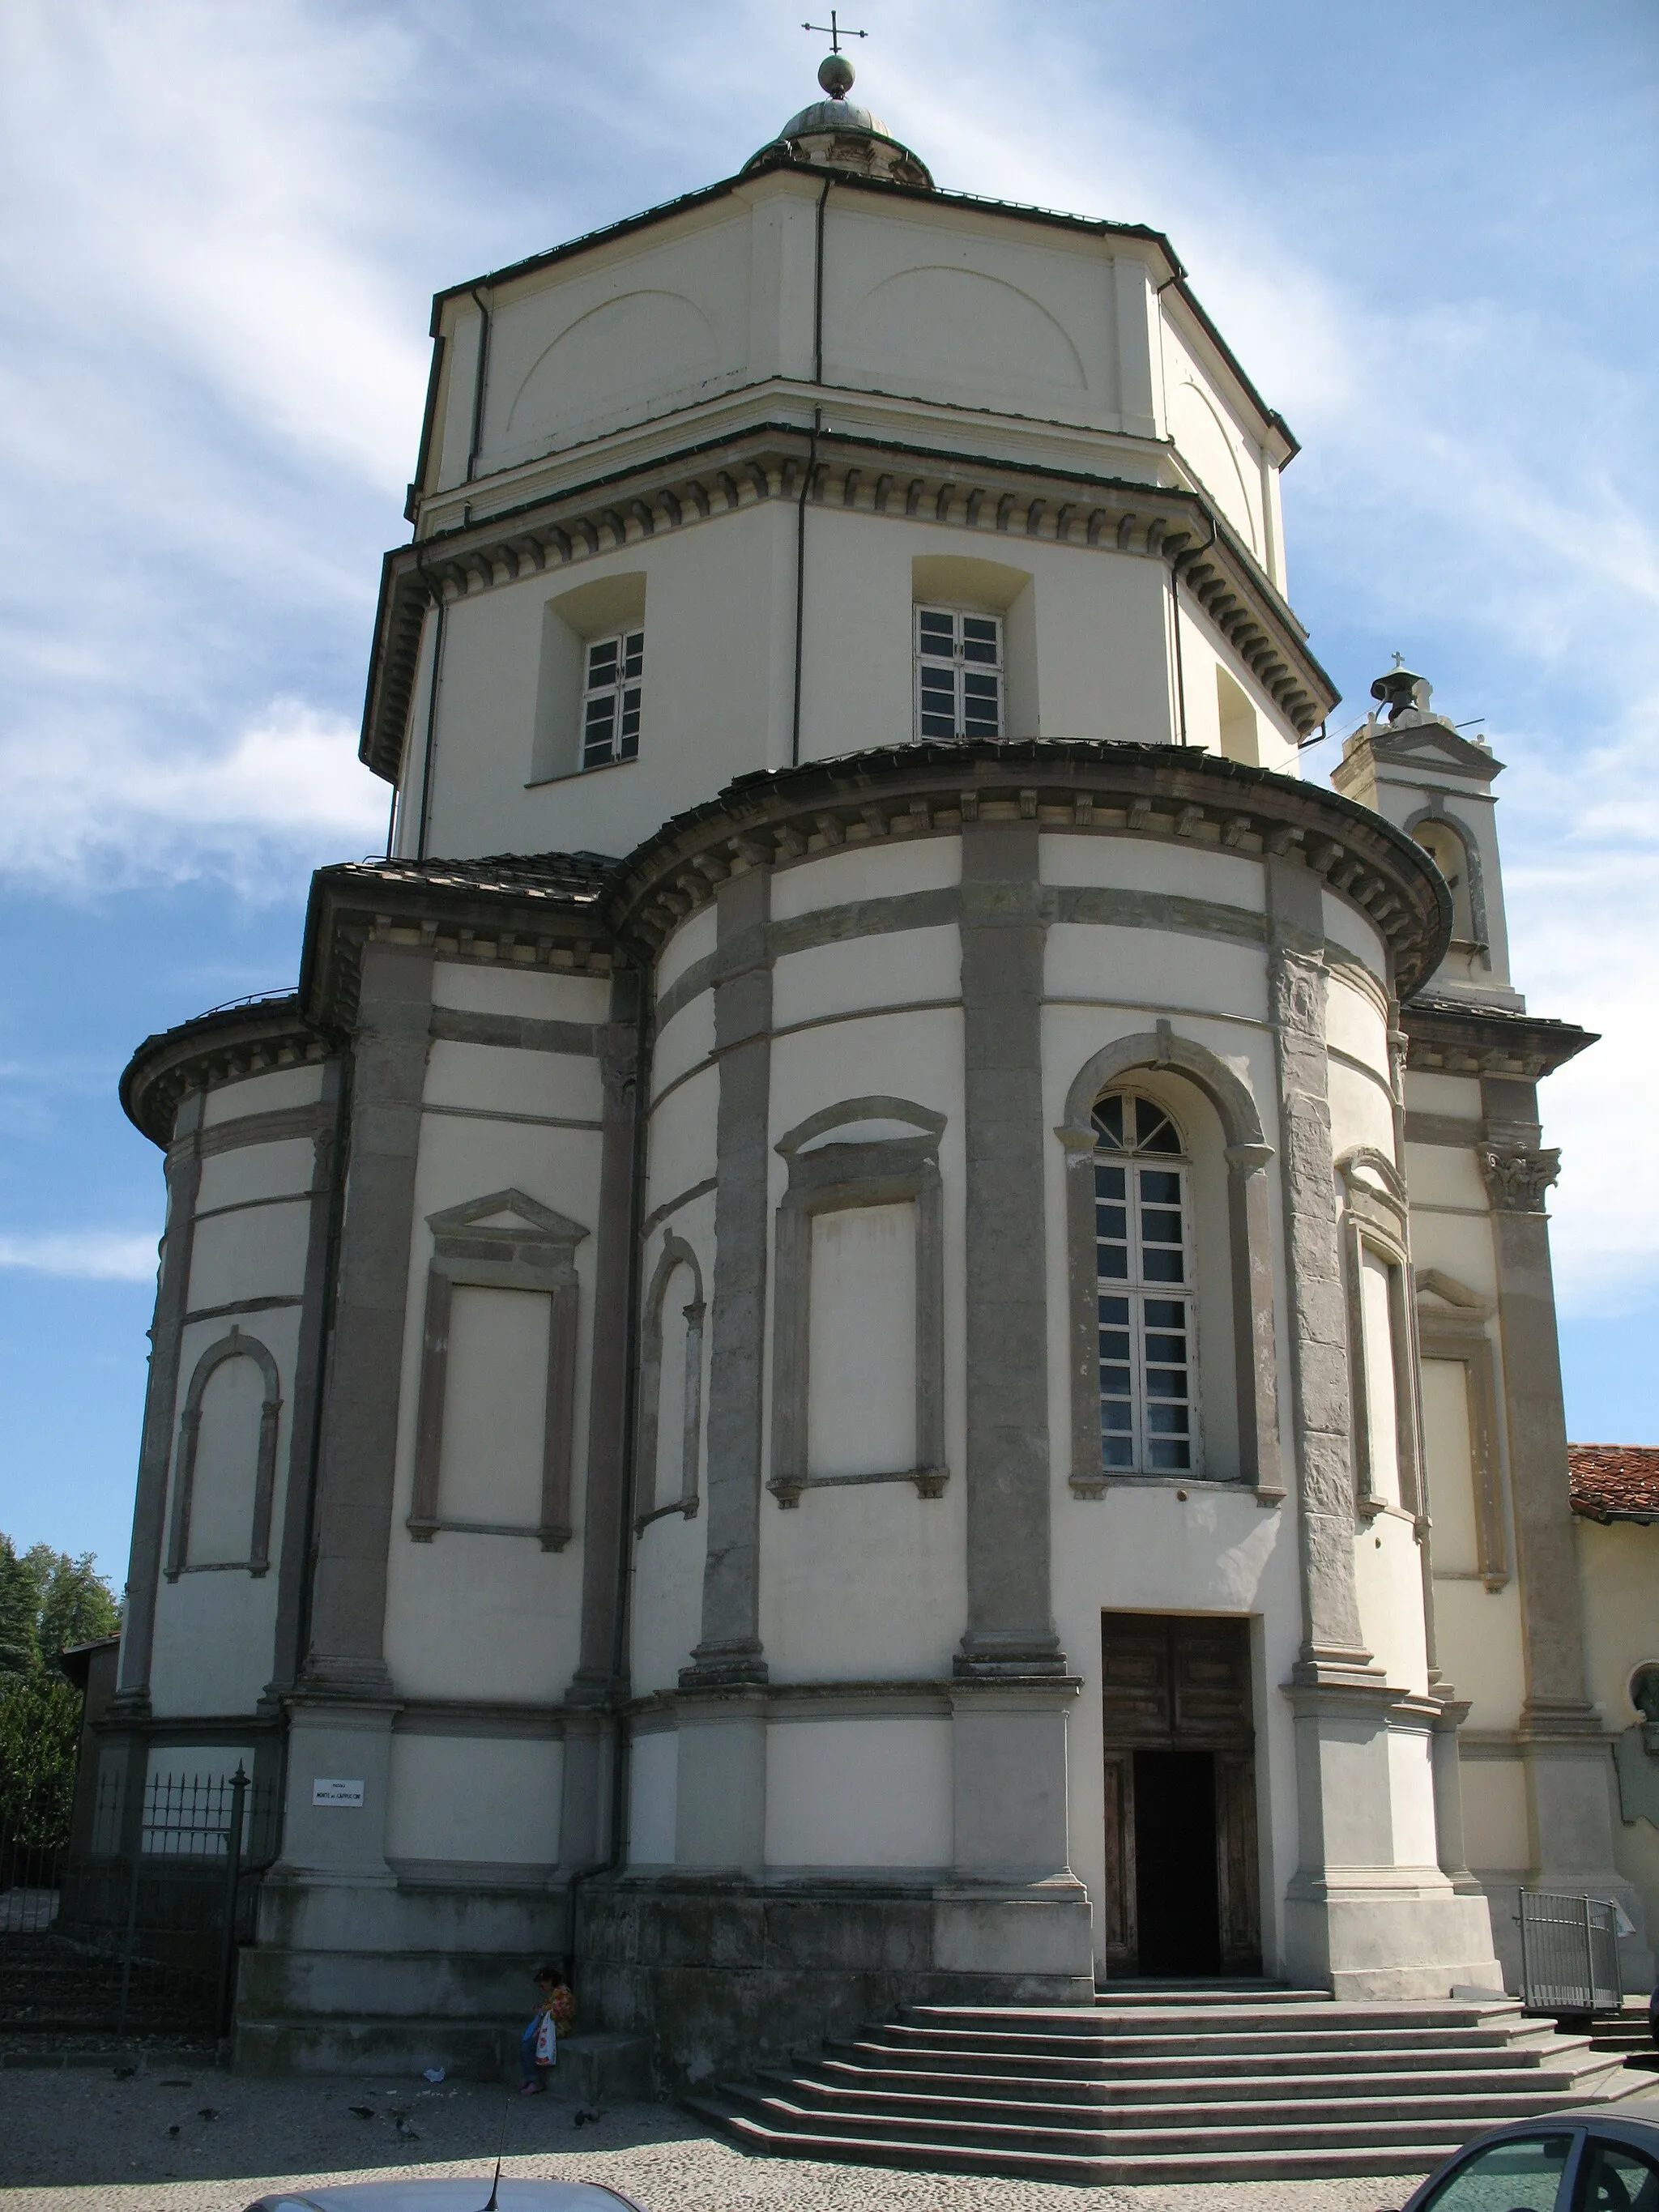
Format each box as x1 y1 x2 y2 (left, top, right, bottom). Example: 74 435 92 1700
33 1549 121 1666
0 1673 81 1848
0 1534 121 1851
0 1536 37 1679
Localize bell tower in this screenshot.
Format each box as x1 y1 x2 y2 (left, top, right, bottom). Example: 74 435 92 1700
1331 665 1522 1011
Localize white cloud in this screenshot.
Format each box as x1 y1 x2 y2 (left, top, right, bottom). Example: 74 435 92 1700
0 700 391 895
0 1231 157 1283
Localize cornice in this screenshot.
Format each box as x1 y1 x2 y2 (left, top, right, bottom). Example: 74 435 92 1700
120 996 333 1150
1400 994 1597 1080
360 423 1337 784
599 736 1452 998
298 853 617 1038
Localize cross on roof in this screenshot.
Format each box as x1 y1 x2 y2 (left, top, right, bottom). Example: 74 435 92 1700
803 11 868 53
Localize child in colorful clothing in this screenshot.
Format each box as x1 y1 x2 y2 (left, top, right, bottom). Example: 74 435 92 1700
518 1960 576 2093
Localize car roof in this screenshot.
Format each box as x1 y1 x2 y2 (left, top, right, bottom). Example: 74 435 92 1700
249 2181 644 2211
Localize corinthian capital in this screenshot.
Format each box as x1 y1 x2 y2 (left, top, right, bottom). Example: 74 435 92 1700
1479 1142 1561 1213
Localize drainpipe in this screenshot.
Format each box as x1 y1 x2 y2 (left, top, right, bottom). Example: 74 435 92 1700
790 176 834 769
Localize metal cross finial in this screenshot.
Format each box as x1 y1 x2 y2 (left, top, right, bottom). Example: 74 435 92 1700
1391 650 1406 669
803 11 867 53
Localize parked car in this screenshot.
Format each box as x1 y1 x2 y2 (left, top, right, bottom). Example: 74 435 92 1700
1396 2099 1659 2212
245 2183 646 2211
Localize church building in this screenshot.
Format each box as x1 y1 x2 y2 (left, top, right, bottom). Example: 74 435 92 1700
100 54 1653 2081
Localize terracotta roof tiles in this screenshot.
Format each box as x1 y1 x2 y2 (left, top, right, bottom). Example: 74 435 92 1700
1568 1443 1659 1524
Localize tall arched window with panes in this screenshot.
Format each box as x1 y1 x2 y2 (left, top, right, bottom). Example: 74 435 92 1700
1093 1092 1200 1477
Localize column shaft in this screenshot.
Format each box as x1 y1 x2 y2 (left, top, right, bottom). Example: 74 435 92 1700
684 867 773 1688
1267 859 1371 1671
301 943 433 1695
957 822 1061 1676
116 1090 204 1711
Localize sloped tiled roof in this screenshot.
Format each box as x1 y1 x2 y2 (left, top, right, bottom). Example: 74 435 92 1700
1569 1444 1659 1524
330 850 618 904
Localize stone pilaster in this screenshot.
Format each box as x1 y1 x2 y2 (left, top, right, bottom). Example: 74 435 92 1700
682 866 773 1712
940 821 1090 1988
572 971 644 1698
114 1088 204 1717
1270 860 1499 1996
298 942 434 1702
956 820 1063 1678
1266 859 1373 1678
1480 1076 1652 1982
262 1060 344 1717
563 970 644 1872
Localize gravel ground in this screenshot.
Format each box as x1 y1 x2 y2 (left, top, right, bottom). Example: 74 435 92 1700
0 2065 1427 2212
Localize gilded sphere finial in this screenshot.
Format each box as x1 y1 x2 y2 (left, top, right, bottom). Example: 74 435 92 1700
818 51 855 99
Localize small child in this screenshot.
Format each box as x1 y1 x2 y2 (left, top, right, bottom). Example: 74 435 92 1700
518 1960 576 2094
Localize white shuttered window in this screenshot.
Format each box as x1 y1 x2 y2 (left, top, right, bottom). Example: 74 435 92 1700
582 629 643 770
915 606 1004 739
1093 1093 1201 1477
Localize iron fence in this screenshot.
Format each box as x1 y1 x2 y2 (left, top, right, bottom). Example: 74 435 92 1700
1516 1890 1623 2016
0 1765 280 2042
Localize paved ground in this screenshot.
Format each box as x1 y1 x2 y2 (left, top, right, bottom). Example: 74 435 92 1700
0 2065 1427 2212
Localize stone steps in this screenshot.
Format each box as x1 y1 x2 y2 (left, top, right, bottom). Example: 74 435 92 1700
691 1987 1640 2184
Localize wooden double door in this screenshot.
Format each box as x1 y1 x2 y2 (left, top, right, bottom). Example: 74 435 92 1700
1100 1613 1261 1977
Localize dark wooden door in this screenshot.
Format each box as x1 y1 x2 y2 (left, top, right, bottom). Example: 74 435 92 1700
1101 1613 1260 1976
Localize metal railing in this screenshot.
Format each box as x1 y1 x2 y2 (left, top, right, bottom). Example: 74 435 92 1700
1516 1890 1623 2015
3 1766 280 2041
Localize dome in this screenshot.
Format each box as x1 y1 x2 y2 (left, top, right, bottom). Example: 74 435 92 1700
744 59 934 190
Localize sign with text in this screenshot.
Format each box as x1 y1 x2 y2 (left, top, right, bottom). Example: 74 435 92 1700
312 1777 365 1807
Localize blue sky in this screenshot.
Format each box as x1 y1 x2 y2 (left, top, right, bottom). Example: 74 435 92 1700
2 0 1655 1584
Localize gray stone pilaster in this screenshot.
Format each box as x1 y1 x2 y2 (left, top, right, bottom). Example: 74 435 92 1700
299 943 434 1698
1429 1696 1481 1892
682 867 773 1691
115 1087 205 1714
573 970 644 1700
263 1059 344 1714
1480 1076 1652 1980
956 821 1062 1677
1266 857 1371 1675
675 1690 767 1876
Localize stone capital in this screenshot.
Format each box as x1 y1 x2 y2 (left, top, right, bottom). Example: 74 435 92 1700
1479 1141 1560 1213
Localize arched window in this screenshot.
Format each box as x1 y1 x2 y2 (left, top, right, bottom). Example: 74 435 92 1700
1412 819 1477 944
1093 1091 1200 1476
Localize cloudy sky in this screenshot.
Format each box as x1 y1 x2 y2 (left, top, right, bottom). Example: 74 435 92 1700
2 0 1655 1583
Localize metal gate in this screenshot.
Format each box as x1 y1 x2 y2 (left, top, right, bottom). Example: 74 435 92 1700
2 1765 278 2044
1516 1890 1623 2015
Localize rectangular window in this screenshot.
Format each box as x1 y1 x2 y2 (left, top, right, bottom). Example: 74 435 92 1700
915 605 1004 739
582 629 643 770
1096 1155 1196 1475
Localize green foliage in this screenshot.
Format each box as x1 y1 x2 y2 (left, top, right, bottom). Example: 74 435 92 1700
0 1536 37 1678
0 1533 121 1850
0 1536 119 1678
0 1673 82 1848
34 1549 121 1666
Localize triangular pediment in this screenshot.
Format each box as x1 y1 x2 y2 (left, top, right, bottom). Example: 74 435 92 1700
1372 718 1506 784
426 1188 588 1246
1415 1266 1492 1318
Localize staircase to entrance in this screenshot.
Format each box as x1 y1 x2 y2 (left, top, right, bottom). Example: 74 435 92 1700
690 1981 1648 2184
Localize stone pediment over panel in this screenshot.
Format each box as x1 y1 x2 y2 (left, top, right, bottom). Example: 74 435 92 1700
821 201 1117 426
1371 720 1506 785
426 1189 588 1249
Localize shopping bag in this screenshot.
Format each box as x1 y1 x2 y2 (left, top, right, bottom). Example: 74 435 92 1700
535 2011 557 2065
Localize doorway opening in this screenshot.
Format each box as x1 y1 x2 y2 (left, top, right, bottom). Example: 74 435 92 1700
1102 1613 1260 1978
1133 1749 1222 1974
